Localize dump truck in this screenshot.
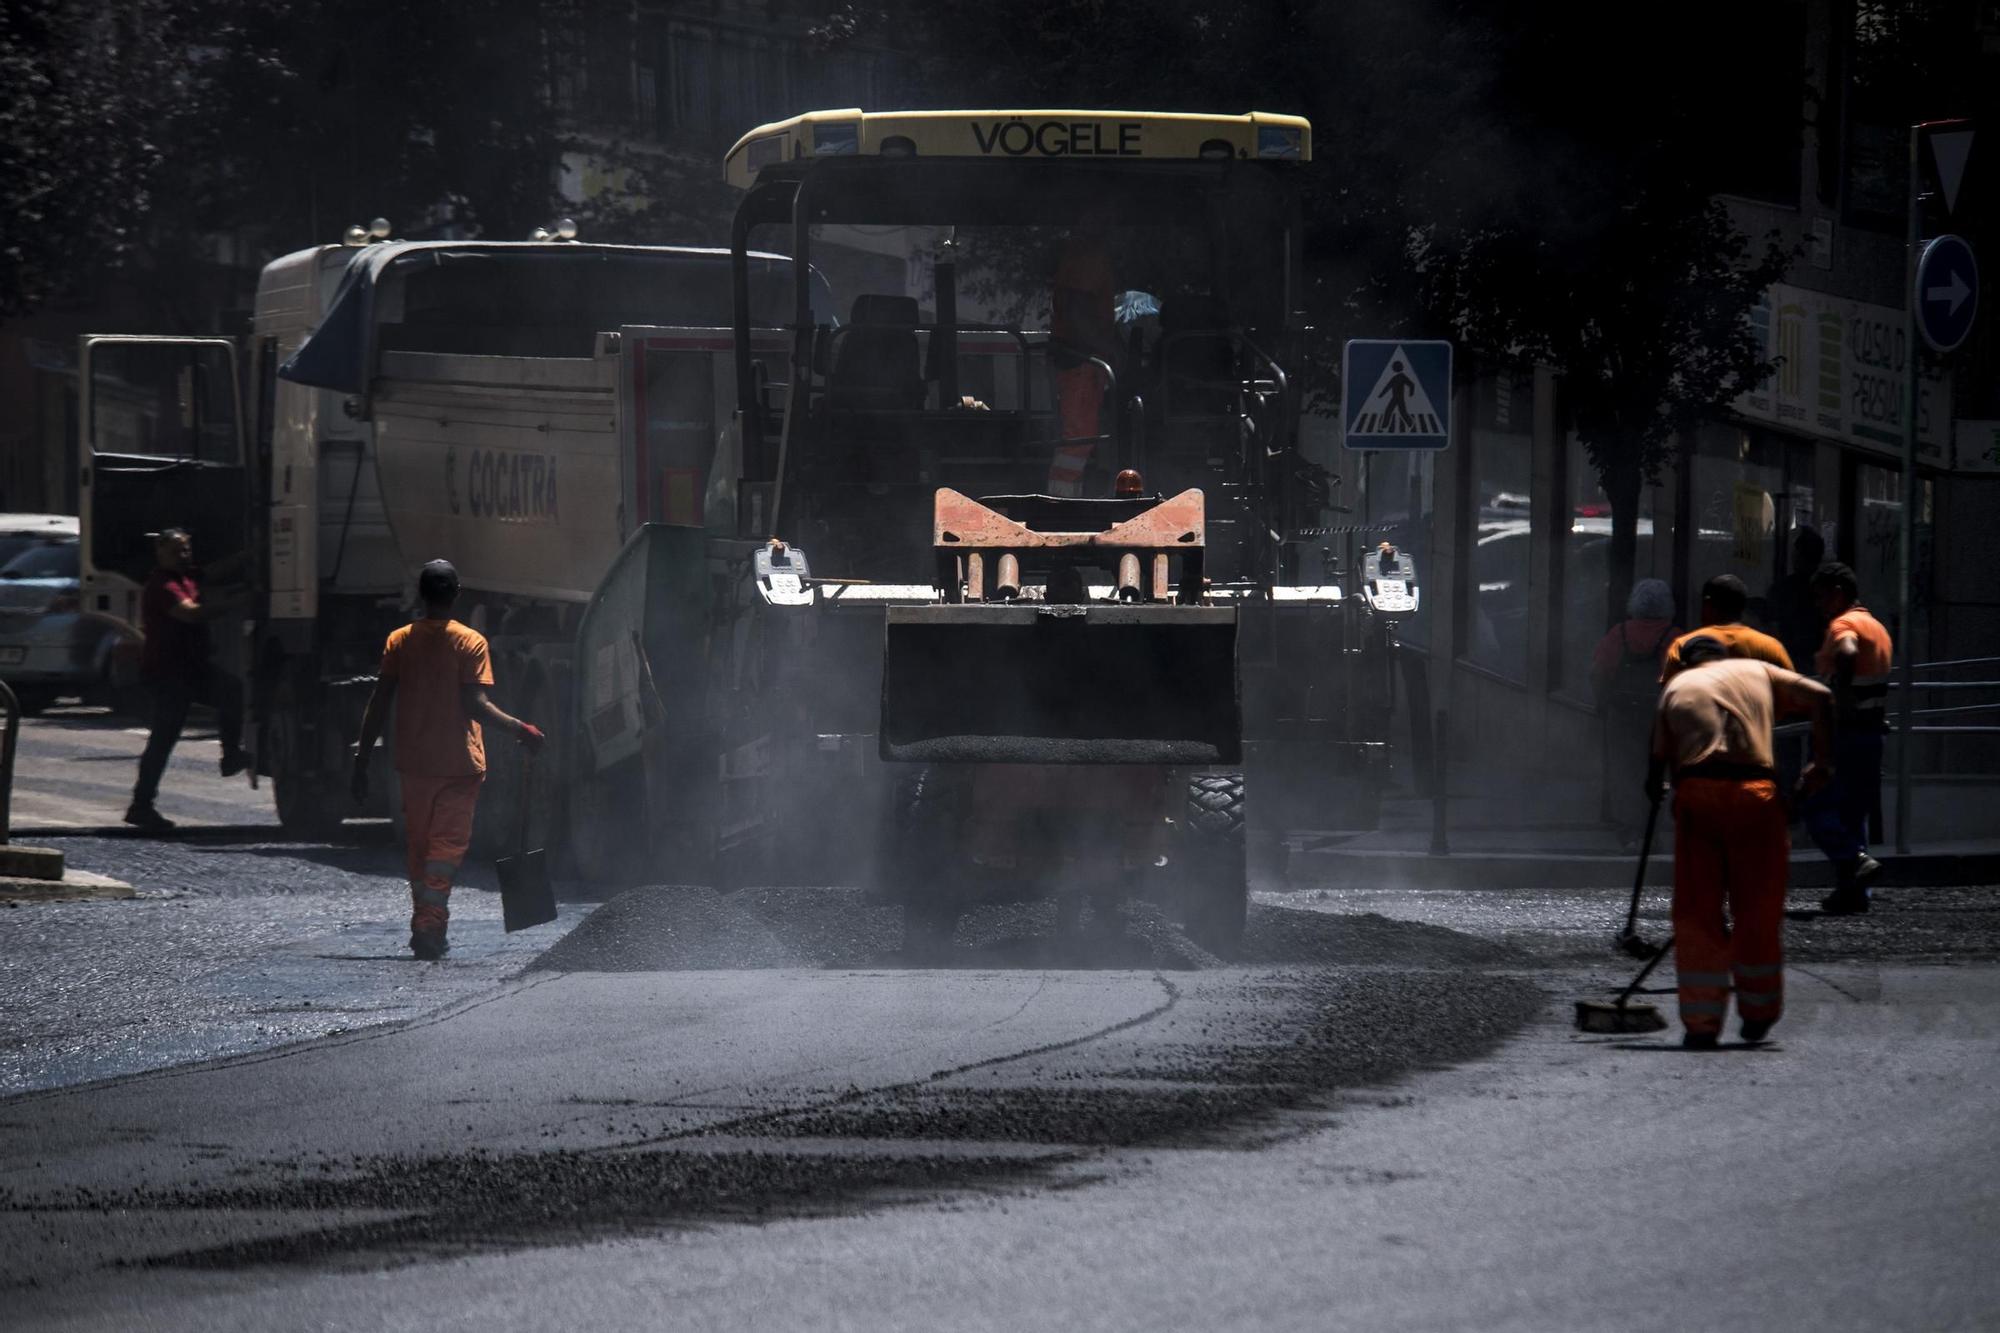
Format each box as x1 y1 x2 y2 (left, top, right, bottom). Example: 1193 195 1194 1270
78 233 822 851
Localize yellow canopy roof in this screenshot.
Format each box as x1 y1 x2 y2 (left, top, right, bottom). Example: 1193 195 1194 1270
724 109 1312 187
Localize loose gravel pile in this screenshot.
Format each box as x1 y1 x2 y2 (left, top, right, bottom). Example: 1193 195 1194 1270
532 883 1538 974
528 885 809 972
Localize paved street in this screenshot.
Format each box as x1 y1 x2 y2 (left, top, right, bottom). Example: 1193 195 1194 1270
2 711 594 1092
3 711 1998 1330
7 706 273 835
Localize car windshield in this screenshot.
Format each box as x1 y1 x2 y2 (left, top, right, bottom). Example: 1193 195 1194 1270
0 539 79 580
0 534 53 567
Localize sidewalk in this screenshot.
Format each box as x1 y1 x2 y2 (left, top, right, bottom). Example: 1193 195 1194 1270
1285 774 2000 889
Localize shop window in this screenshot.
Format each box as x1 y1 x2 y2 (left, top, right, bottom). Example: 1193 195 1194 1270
1689 423 1818 640
1555 431 1664 705
1852 461 1933 660
1462 371 1535 682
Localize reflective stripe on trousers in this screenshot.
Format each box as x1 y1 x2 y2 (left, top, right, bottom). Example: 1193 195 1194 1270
1673 777 1788 1035
400 772 484 935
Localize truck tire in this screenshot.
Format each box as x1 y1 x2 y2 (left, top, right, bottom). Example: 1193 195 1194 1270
1178 772 1248 956
889 769 963 962
269 674 346 841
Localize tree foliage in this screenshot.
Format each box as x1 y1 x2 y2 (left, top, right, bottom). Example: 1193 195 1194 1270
0 0 180 319
1 0 574 323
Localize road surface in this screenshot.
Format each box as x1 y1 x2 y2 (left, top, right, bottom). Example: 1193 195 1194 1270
3 709 1996 1330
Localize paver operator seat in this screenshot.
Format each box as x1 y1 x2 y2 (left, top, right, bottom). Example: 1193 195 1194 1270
829 294 926 413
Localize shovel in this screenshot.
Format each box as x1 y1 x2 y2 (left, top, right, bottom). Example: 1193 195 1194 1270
496 749 556 932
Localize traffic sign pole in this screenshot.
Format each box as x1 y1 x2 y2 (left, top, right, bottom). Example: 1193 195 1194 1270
1896 124 1921 855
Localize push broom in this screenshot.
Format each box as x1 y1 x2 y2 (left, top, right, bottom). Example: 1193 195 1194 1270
1576 934 1674 1034
1613 792 1663 960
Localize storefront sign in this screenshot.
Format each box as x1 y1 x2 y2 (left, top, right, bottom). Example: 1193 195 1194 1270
1736 283 1951 464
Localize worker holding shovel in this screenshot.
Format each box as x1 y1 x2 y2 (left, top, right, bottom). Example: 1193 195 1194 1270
1647 635 1833 1048
351 561 544 960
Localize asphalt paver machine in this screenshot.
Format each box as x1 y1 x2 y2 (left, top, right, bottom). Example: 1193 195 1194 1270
573 109 1415 952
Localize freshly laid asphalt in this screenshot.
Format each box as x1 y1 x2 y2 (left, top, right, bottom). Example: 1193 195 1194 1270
1 883 1546 1284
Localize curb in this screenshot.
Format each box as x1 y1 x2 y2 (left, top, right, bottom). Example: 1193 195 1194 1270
1284 850 2000 891
0 869 137 904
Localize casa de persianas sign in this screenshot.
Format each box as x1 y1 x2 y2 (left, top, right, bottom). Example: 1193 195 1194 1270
1735 283 1951 466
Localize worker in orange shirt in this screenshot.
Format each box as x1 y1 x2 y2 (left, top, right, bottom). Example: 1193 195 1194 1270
1046 207 1120 496
350 560 544 960
1650 635 1833 1048
1658 573 1793 682
1805 562 1894 914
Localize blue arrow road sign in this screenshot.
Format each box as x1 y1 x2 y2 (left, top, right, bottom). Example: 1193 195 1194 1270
1342 340 1452 450
1916 234 1979 354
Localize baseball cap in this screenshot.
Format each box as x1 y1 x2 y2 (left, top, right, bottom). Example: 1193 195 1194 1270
417 559 460 601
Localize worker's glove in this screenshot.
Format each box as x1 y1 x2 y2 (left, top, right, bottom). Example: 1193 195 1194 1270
1641 762 1668 806
349 759 369 804
519 722 546 748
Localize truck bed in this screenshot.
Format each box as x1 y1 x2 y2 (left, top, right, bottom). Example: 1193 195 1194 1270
371 350 625 603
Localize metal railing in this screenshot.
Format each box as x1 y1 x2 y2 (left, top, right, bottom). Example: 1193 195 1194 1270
1773 657 2000 850
1892 656 2000 851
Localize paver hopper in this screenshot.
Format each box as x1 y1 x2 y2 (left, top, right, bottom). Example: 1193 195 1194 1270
880 487 1239 767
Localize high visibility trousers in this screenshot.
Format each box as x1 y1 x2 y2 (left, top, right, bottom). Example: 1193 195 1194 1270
1672 777 1789 1037
1048 364 1107 496
400 773 483 937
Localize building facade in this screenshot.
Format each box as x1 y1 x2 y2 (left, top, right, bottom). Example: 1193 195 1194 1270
1371 0 2000 815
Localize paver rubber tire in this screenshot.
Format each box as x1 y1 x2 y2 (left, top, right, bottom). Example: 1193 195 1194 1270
269 675 346 841
1179 772 1248 957
892 769 963 963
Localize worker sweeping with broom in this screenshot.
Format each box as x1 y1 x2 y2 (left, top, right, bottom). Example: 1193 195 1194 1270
1646 635 1835 1048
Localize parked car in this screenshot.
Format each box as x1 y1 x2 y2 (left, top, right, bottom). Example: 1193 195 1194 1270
0 514 138 714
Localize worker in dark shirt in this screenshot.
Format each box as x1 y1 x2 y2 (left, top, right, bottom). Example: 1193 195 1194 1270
126 528 247 833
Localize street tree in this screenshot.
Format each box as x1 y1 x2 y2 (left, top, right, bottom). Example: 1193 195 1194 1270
2 0 577 326
0 0 181 319
137 0 570 315
1420 196 1789 622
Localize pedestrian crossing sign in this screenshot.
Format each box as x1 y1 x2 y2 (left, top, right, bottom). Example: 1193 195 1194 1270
1342 339 1453 450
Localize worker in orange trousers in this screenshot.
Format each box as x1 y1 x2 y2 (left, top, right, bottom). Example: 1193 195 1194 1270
351 560 544 960
1649 635 1833 1048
